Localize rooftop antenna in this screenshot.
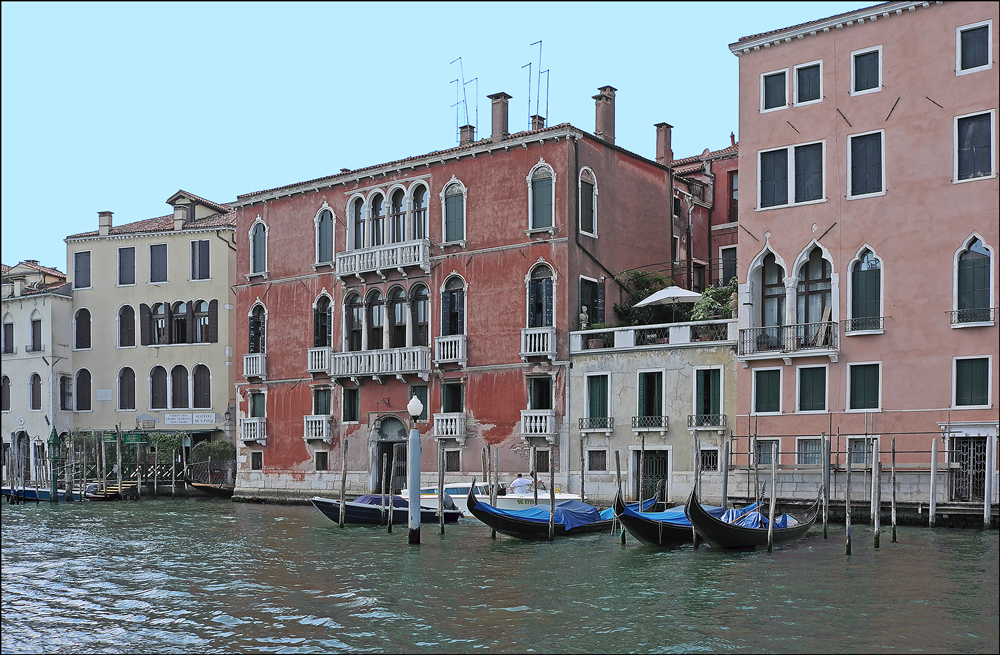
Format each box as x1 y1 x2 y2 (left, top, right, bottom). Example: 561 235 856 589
531 40 542 117
464 76 479 139
521 61 532 128
450 57 471 143
541 68 550 124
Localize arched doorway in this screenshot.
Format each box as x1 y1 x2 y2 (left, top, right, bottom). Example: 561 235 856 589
372 416 407 494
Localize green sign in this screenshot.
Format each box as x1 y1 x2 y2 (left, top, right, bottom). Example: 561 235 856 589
122 433 145 444
103 433 117 443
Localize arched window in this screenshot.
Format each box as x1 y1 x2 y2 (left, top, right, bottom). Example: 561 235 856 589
152 303 168 344
442 277 465 336
528 265 553 328
29 373 42 410
172 301 189 344
411 284 429 347
796 248 832 331
75 308 91 350
193 364 211 408
580 168 597 235
412 185 428 240
194 301 210 343
314 296 332 347
171 365 189 409
530 165 554 230
367 290 384 350
761 253 786 346
957 237 992 323
346 293 363 352
250 221 267 274
150 366 167 409
1 375 9 412
317 209 334 264
119 305 135 347
249 305 266 354
370 193 385 247
850 249 881 331
75 369 91 411
351 198 365 250
389 190 406 244
443 183 465 243
388 287 407 348
118 368 135 410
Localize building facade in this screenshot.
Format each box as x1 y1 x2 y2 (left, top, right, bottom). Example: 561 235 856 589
730 1 999 503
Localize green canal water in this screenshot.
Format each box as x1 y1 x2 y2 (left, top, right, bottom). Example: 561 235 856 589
2 498 997 654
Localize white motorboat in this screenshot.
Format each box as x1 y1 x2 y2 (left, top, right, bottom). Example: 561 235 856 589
402 481 581 517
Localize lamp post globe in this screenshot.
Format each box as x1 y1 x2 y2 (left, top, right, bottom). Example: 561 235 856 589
406 396 423 544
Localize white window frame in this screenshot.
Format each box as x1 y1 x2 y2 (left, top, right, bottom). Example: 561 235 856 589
74 369 92 413
756 140 827 210
793 60 823 107
443 448 462 473
691 365 724 419
795 364 828 414
585 372 611 420
846 244 885 335
759 68 788 113
526 160 556 234
699 446 721 472
248 216 268 277
149 243 168 284
579 166 598 237
73 250 92 290
752 437 780 466
117 304 136 349
794 436 823 465
585 448 610 473
953 110 996 184
408 181 430 242
751 366 782 416
117 246 136 287
846 361 882 413
846 129 886 199
190 239 211 281
439 177 468 246
342 386 360 423
952 232 996 326
73 308 92 352
719 245 738 285
952 355 992 409
117 367 136 412
847 436 877 466
956 20 992 76
313 203 336 266
850 45 882 96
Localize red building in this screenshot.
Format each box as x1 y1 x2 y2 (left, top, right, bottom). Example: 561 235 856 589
230 87 723 501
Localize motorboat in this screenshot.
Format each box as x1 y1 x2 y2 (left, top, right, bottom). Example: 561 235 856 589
311 494 462 526
403 480 580 516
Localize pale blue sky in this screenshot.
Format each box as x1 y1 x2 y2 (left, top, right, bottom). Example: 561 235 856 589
1 1 870 270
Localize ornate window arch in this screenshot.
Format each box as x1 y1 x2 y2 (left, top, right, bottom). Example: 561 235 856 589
441 275 467 336
366 289 384 350
410 182 429 240
314 204 335 264
172 301 189 344
348 195 366 250
249 216 268 275
388 187 407 244
313 293 333 348
954 233 994 324
369 191 386 248
746 245 789 334
579 167 598 236
248 302 266 354
410 284 429 346
387 286 408 348
847 245 883 332
793 242 835 326
440 177 467 245
527 160 555 231
345 292 363 352
526 262 555 328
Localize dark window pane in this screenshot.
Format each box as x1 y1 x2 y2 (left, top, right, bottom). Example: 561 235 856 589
796 65 820 103
74 252 91 288
315 451 328 471
763 71 786 109
854 50 879 92
581 180 595 233
799 367 826 411
343 388 359 422
794 143 823 203
850 364 879 410
119 247 135 285
851 133 882 196
958 114 992 180
760 149 788 208
588 450 607 471
755 369 780 413
445 191 464 242
445 450 461 472
532 174 553 229
961 26 989 71
956 358 988 406
192 240 210 280
150 244 167 282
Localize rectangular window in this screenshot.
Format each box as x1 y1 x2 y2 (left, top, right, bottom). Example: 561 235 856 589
958 22 991 74
251 451 263 471
445 192 464 243
637 371 663 425
342 388 359 422
528 377 552 410
955 358 989 407
315 451 328 471
74 251 91 289
852 47 881 94
409 384 428 421
759 149 788 208
587 374 609 419
700 449 719 472
849 132 883 197
150 244 167 283
728 171 738 222
2 323 12 354
849 363 880 410
442 382 464 413
754 368 781 414
671 236 680 263
720 247 737 286
794 62 821 104
250 392 265 418
313 388 331 415
848 438 874 465
60 376 73 411
535 449 550 473
798 366 826 412
587 449 608 472
694 368 721 420
794 143 823 203
445 450 461 473
956 112 994 181
579 277 604 326
754 439 779 466
760 142 824 209
30 318 42 352
118 247 135 286
797 439 822 465
191 240 210 280
761 70 787 111
580 180 595 234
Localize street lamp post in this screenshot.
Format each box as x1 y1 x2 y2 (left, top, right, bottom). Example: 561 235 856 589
406 395 423 545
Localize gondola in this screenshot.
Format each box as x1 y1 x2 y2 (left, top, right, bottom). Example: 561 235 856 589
612 488 733 547
184 474 235 499
466 483 652 540
685 488 820 550
311 494 462 526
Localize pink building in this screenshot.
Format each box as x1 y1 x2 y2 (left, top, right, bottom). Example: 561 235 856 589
730 1 998 507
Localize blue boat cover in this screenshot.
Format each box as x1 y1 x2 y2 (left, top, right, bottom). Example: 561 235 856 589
477 499 604 531
621 502 729 526
599 498 656 521
354 494 408 508
720 504 797 529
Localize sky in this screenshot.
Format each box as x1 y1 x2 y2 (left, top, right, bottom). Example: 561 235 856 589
1 1 872 271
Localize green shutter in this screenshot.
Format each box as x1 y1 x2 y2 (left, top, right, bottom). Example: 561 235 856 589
850 364 879 410
445 194 463 242
589 376 608 419
956 359 988 406
756 370 780 413
800 368 825 411
532 177 552 228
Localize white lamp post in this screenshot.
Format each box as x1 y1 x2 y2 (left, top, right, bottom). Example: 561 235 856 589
406 395 423 545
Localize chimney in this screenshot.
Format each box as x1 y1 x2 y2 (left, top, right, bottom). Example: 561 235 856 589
655 123 674 165
13 278 23 297
98 211 113 236
173 204 187 231
459 124 476 145
730 132 736 147
487 92 512 142
530 115 545 131
593 85 617 144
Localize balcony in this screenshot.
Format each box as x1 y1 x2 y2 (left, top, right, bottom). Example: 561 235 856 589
432 412 468 445
434 334 467 366
520 326 556 361
632 415 669 434
843 316 885 334
307 347 332 375
571 319 736 353
687 413 727 432
579 416 614 436
949 307 996 327
303 415 334 443
335 239 430 280
737 322 839 363
243 353 267 380
520 409 557 443
240 417 267 445
330 346 431 383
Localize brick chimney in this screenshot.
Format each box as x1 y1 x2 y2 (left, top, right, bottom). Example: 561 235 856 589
593 85 616 144
655 123 674 165
459 124 476 145
98 211 113 236
487 92 512 142
530 115 545 131
173 204 187 231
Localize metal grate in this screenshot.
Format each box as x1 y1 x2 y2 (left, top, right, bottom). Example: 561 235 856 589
950 437 987 502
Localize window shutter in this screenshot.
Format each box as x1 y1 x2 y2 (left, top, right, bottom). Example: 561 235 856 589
207 300 218 343
637 375 647 417
761 150 788 207
710 369 721 415
581 181 595 233
186 302 195 343
543 279 553 327
794 143 823 202
313 306 321 347
595 280 605 324
589 376 608 418
248 314 257 354
441 291 452 336
527 281 537 328
532 176 553 229
445 194 463 242
139 304 151 346
767 372 780 412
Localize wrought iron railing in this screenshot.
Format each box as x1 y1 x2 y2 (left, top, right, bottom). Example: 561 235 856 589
631 415 669 430
634 326 669 346
843 316 884 332
687 414 726 428
738 322 838 357
949 307 996 325
579 416 614 430
691 322 728 342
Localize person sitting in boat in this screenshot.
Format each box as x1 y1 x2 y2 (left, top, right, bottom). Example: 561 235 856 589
508 474 532 494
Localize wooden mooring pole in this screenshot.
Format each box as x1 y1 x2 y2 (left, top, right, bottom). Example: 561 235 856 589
891 438 898 543
767 442 777 553
822 433 830 539
387 446 398 534
382 452 390 531
171 449 176 500
339 439 348 529
615 450 625 545
845 456 852 556
548 449 556 541
873 461 882 549
483 448 495 540
720 441 729 511
437 441 445 535
929 439 938 528
530 445 538 508
984 434 995 530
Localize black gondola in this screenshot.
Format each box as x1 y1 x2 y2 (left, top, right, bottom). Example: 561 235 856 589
612 488 730 547
685 488 820 550
311 494 462 525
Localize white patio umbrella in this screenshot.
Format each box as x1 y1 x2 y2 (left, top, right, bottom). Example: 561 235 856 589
633 285 702 307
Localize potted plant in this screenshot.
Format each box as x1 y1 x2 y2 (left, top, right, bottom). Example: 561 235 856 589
586 322 613 349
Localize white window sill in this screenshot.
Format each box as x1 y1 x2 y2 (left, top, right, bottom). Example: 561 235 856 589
760 105 788 113
438 240 467 250
850 86 882 97
957 64 992 76
846 407 882 414
525 227 555 237
847 190 886 201
793 98 822 107
953 172 997 184
845 329 884 336
756 197 827 211
951 321 995 329
245 271 270 282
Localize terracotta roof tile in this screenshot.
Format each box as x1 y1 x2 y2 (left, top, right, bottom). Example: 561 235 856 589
735 2 893 43
66 209 236 240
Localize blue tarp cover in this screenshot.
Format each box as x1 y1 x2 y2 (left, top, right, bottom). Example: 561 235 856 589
720 504 797 529
621 503 729 526
598 498 655 521
354 494 408 508
477 499 607 531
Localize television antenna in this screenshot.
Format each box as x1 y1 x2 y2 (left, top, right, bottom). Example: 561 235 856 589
450 57 477 143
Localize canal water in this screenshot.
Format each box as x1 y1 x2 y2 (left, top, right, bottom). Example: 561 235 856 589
2 498 997 654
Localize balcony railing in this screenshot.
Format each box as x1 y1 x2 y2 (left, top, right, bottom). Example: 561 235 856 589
434 334 467 366
949 307 996 325
520 409 556 442
432 412 467 444
307 347 332 374
687 413 727 429
303 415 334 443
330 346 431 380
634 326 670 346
520 326 556 360
571 319 736 353
243 353 267 379
843 316 884 333
240 417 266 444
335 239 430 279
738 322 838 358
691 322 729 342
632 415 669 431
579 416 613 433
